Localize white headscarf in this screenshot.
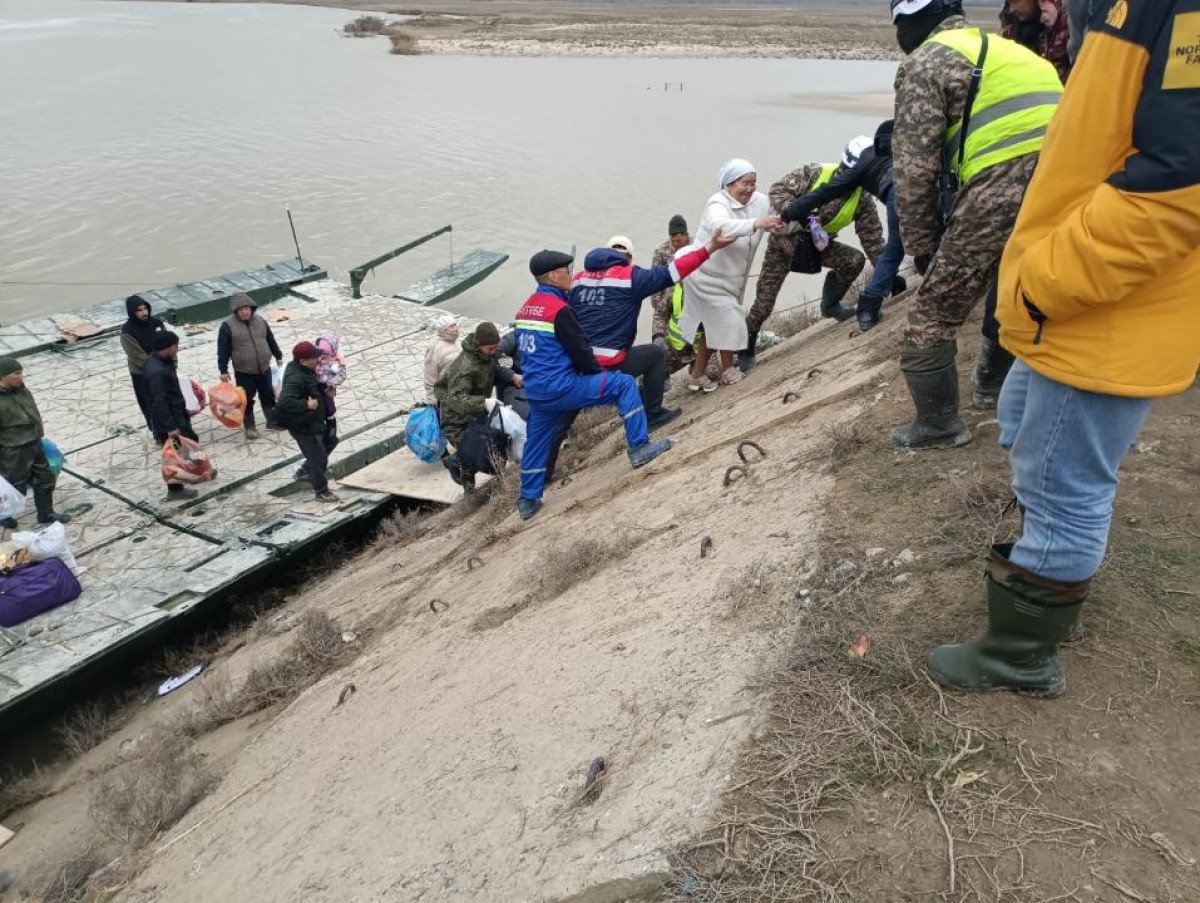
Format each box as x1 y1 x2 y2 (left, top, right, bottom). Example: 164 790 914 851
433 314 459 338
717 158 756 190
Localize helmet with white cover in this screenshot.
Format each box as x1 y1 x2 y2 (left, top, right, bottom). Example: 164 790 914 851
842 135 873 168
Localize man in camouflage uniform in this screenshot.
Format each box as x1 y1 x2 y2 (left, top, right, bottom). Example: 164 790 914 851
890 0 1061 448
745 161 885 369
649 214 695 371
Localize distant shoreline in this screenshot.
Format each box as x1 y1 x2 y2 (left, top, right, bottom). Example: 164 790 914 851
134 0 953 60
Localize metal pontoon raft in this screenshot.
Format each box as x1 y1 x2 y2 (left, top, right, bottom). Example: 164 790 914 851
348 226 508 304
0 236 505 723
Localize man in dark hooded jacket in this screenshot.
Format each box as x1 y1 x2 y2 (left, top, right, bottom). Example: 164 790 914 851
142 331 200 501
216 293 283 440
119 294 166 432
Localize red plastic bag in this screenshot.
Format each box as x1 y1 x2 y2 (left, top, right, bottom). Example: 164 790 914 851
179 376 207 418
161 436 215 485
208 381 247 429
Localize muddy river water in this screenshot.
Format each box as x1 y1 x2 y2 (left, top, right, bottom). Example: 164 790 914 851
0 0 896 326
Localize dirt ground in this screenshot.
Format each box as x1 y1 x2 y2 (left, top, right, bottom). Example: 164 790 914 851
159 0 915 59
1 279 1196 902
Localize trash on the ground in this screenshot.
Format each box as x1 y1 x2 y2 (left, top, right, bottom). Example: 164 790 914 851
157 663 204 697
582 756 607 803
0 824 15 850
952 770 985 789
263 308 302 323
893 549 918 567
848 635 871 659
341 630 358 644
181 322 210 335
865 547 887 560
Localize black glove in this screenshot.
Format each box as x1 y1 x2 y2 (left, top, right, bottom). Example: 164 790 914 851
891 275 908 295
780 198 804 224
914 254 932 276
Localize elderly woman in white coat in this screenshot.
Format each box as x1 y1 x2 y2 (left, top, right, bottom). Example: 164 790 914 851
678 159 783 391
423 314 461 404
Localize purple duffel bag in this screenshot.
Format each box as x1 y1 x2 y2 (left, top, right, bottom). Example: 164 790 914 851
0 558 82 628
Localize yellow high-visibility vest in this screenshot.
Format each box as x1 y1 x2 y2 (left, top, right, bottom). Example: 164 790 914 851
667 284 687 351
929 28 1063 186
810 164 863 236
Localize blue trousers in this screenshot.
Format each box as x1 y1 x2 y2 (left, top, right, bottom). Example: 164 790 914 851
999 360 1152 582
863 188 905 299
519 371 648 502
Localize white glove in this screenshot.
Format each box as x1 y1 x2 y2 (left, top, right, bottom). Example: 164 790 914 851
484 397 499 413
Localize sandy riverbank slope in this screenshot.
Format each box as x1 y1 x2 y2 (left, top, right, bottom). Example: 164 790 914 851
2 285 1196 902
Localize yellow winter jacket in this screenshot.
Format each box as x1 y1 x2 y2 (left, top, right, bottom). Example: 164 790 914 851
997 0 1200 397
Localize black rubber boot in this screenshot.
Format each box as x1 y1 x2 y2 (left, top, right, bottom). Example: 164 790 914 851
856 291 884 332
929 546 1088 697
34 486 71 525
819 272 856 322
891 341 972 450
737 330 759 372
971 336 1015 410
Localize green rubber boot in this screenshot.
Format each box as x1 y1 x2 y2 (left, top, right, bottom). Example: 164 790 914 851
929 546 1087 698
891 340 972 450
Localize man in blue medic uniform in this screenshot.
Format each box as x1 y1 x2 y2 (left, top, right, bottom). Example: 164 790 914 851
512 250 673 522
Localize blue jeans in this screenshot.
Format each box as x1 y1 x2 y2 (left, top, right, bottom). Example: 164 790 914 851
998 360 1152 582
519 370 648 501
863 188 905 299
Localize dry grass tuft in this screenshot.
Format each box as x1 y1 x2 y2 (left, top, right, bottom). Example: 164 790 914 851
386 27 422 54
769 305 819 340
89 733 215 848
38 850 106 903
822 419 866 472
0 763 55 819
374 509 427 549
342 14 386 36
184 611 348 734
931 468 1014 565
55 702 114 759
524 533 638 604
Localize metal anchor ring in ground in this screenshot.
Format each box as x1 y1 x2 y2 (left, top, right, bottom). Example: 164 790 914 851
736 441 767 464
723 465 748 487
428 599 449 614
782 391 800 404
466 556 484 571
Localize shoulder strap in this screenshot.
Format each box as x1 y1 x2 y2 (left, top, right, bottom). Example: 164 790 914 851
957 32 989 172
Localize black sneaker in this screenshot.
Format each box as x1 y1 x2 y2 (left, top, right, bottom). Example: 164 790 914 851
315 490 340 503
646 406 683 431
167 487 199 502
294 467 310 482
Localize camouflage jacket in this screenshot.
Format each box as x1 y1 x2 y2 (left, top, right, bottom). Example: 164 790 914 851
649 239 676 339
892 16 978 259
768 164 885 264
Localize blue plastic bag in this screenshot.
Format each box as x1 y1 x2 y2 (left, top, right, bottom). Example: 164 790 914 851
41 438 65 476
405 406 445 464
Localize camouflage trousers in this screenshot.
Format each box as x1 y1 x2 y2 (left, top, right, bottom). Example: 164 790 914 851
748 232 867 333
906 155 1038 349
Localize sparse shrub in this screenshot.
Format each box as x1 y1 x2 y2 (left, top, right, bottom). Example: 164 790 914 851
770 305 819 339
39 851 105 903
523 534 636 604
387 28 421 55
823 419 866 472
56 702 113 759
89 733 215 847
343 15 386 36
0 763 54 818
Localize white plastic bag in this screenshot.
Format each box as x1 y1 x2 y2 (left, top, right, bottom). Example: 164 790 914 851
178 375 205 417
12 521 79 574
269 359 284 397
0 476 25 521
497 404 527 463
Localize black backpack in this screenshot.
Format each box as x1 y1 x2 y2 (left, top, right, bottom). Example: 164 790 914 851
455 406 509 475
